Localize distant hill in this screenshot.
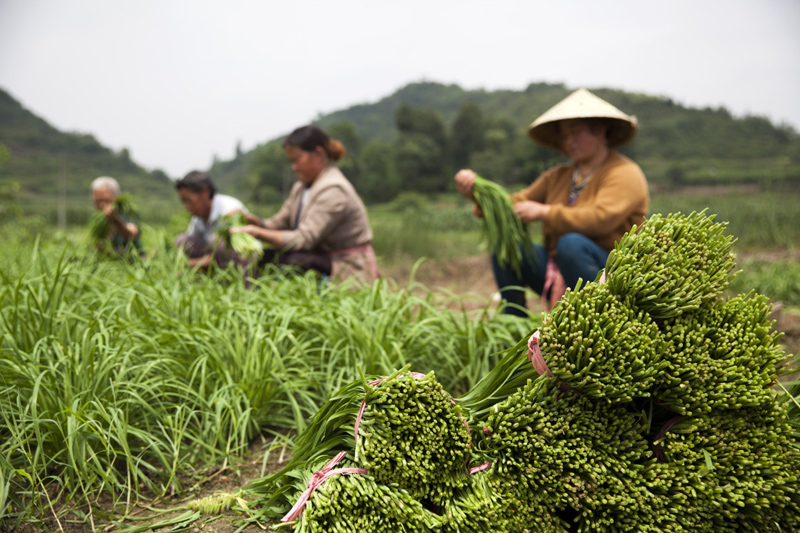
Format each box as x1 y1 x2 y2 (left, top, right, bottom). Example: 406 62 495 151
211 81 800 200
0 87 173 223
3 81 798 223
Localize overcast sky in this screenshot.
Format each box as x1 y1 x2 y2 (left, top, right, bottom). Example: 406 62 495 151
1 0 798 179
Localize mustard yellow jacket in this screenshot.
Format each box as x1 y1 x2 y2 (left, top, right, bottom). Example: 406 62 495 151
510 151 649 254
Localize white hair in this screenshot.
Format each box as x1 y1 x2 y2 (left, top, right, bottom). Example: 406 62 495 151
91 176 121 196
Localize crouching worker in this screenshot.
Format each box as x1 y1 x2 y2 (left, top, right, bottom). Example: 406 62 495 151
175 170 256 272
231 125 379 285
90 176 145 258
455 88 649 316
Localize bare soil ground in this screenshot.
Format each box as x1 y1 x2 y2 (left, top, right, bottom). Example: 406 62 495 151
8 253 799 532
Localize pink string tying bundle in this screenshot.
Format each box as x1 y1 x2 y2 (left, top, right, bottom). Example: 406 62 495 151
527 330 554 378
281 451 368 523
468 462 492 475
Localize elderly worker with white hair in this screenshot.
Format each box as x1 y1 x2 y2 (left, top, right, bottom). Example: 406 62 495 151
91 176 145 257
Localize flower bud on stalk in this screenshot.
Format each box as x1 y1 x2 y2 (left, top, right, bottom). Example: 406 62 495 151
354 369 472 507
653 401 800 530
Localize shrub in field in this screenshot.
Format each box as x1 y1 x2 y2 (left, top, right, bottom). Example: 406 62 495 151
730 257 800 306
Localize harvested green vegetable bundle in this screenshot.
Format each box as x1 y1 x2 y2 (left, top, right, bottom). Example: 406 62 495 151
653 400 800 532
356 369 471 506
605 210 737 319
472 175 532 276
439 469 568 533
480 378 660 531
215 212 264 258
788 380 800 451
243 367 472 523
243 379 367 523
538 281 666 402
657 291 788 415
438 472 497 533
277 466 438 532
88 192 138 242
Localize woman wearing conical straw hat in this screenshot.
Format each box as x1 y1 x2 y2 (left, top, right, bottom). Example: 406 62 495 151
455 88 649 316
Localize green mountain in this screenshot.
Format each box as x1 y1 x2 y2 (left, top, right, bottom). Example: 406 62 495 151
211 81 800 203
3 81 798 224
0 87 173 224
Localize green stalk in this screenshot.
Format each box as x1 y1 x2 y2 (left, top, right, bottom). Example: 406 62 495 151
472 175 533 276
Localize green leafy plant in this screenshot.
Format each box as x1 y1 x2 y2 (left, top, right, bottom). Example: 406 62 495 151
215 212 265 259
472 175 532 275
88 192 138 242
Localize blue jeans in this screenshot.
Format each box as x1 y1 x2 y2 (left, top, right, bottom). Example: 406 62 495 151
491 233 610 317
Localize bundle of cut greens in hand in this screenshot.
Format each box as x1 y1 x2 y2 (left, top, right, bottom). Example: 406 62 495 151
89 193 138 243
472 175 532 275
215 212 264 259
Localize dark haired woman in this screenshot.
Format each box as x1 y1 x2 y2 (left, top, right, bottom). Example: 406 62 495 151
233 125 378 284
174 170 253 270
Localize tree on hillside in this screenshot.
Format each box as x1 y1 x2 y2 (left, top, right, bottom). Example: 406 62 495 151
450 102 487 169
395 104 448 151
247 143 293 203
326 121 362 186
393 105 449 193
326 121 362 158
219 82 800 200
508 134 563 187
357 141 400 203
394 133 447 193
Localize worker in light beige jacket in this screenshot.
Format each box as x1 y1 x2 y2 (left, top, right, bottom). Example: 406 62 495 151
232 124 378 285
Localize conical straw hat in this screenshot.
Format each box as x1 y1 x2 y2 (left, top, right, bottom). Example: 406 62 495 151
527 88 638 152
